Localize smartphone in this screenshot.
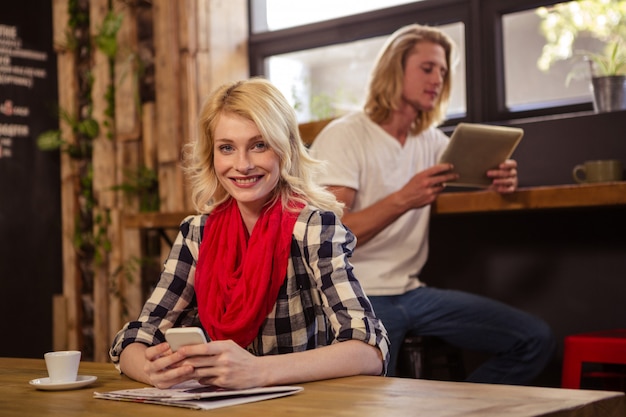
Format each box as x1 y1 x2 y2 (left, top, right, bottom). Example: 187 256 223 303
165 327 208 352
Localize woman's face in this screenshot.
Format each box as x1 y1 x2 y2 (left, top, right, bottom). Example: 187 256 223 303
213 112 281 215
401 41 448 112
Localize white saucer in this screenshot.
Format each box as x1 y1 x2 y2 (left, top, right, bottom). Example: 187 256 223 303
29 375 98 391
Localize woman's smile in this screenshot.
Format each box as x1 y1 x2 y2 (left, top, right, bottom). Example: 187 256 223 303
231 175 263 186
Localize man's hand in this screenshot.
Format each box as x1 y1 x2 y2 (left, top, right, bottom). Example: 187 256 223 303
487 159 518 194
398 163 460 209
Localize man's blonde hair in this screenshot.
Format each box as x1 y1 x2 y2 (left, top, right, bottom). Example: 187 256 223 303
365 23 454 135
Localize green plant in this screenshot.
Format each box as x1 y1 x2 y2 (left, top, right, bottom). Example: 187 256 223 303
585 40 626 76
112 166 160 212
537 0 626 77
36 108 98 158
95 11 124 59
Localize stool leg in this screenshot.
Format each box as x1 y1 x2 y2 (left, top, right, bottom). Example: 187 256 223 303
407 346 424 378
397 337 426 378
398 336 465 381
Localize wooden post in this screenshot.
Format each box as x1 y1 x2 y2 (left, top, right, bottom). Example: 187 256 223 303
121 224 144 323
52 295 68 352
91 0 116 362
141 102 157 170
109 0 143 350
204 0 249 88
153 0 185 213
53 0 83 353
114 0 140 142
116 139 143 325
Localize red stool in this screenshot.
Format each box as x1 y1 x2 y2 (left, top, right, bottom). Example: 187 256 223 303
562 329 626 389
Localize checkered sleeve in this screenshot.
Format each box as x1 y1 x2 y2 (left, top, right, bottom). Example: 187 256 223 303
109 215 206 368
299 209 390 374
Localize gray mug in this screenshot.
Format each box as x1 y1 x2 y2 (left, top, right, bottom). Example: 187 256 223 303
573 160 623 183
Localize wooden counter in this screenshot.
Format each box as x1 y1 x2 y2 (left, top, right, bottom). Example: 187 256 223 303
122 182 626 229
3 357 625 417
434 182 626 215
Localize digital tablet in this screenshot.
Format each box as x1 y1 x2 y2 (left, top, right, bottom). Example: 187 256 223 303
439 123 524 188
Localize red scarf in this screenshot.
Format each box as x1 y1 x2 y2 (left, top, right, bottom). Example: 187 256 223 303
194 198 302 348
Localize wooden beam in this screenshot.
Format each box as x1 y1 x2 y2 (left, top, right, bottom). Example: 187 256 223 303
205 0 249 86
121 226 143 322
52 294 68 351
54 23 82 352
153 0 182 165
91 0 116 209
114 0 140 141
107 208 124 345
52 0 68 52
141 102 157 170
90 0 115 362
153 0 186 213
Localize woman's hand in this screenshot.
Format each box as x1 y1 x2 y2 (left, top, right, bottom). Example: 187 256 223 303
123 339 260 390
487 159 518 194
142 342 196 389
177 340 263 389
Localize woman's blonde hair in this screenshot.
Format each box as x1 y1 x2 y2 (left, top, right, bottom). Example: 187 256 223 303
184 77 344 216
365 23 454 135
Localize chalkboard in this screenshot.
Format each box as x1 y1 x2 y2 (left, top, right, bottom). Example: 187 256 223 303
0 1 61 357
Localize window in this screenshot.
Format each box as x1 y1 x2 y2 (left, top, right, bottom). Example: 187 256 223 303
251 0 418 33
249 0 613 124
266 22 465 123
502 5 610 111
249 1 473 123
266 37 386 123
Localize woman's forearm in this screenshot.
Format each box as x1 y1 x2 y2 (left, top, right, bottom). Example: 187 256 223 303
260 340 383 386
118 342 151 385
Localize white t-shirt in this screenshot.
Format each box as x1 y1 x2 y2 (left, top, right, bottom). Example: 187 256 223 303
309 112 450 296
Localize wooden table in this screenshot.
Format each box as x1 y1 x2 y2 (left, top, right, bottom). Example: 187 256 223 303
1 358 624 417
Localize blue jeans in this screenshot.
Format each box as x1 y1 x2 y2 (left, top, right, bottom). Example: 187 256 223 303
369 286 555 384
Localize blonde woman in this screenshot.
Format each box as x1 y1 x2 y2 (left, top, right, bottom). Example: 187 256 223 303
110 78 389 389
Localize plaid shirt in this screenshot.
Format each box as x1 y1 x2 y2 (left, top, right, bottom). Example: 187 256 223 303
110 205 390 374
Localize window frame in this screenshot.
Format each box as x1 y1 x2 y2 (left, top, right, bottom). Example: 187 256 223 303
248 0 595 126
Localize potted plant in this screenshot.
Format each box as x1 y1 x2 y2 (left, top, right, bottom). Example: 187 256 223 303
585 40 626 112
536 0 626 112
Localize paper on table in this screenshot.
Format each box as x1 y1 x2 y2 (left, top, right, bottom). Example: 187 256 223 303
94 380 303 410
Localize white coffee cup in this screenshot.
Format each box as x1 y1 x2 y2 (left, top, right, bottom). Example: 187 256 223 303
44 350 81 383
